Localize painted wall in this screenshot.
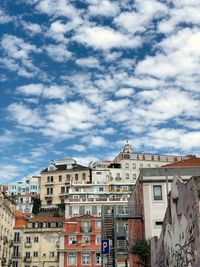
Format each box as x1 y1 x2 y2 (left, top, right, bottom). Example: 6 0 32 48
154 176 200 267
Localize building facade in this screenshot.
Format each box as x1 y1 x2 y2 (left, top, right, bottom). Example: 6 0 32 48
40 158 91 207
59 214 101 267
8 175 40 196
0 193 15 267
15 194 39 214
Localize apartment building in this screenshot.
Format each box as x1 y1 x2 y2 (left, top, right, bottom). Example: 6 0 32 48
19 217 64 267
40 158 91 207
12 210 28 267
15 194 39 213
8 175 40 196
59 214 101 267
0 193 15 267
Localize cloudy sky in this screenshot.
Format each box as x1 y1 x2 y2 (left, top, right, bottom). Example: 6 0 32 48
0 0 200 183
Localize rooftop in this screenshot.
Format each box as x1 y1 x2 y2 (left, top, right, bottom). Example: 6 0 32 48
163 157 200 168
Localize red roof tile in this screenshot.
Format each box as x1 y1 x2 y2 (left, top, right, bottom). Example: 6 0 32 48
163 157 200 168
30 217 65 222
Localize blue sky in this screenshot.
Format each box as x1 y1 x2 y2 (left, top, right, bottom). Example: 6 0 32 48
0 0 200 183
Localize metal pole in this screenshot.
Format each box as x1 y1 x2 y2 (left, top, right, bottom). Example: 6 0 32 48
165 169 169 206
112 205 117 267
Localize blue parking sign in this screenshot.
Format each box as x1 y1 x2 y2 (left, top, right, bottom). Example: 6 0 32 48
101 239 110 254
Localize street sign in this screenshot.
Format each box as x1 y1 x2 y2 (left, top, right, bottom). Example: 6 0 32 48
101 239 110 254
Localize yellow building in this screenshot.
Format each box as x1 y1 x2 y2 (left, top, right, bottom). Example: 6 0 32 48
0 193 15 267
19 217 64 267
40 158 91 207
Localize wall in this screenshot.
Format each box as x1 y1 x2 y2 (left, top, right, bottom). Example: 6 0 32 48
154 176 200 267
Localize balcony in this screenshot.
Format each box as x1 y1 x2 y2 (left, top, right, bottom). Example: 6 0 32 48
24 242 32 248
24 257 32 263
1 258 6 265
80 226 92 233
12 253 20 258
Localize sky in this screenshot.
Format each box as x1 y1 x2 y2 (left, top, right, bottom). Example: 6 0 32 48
0 0 200 184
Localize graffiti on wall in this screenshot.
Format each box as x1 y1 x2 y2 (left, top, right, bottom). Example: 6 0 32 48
155 176 200 267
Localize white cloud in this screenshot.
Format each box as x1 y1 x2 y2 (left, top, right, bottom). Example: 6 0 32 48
22 21 42 35
8 103 44 127
69 144 86 152
82 135 108 147
0 164 21 183
115 88 134 97
115 0 167 33
43 101 97 137
16 83 68 100
75 57 100 68
88 1 120 17
46 44 72 62
74 26 141 50
0 9 12 24
0 131 16 146
0 35 41 78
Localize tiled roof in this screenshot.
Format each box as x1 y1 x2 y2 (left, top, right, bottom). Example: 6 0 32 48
30 217 65 222
66 214 98 222
163 157 200 168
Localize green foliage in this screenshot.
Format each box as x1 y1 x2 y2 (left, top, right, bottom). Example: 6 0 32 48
32 197 41 214
131 239 150 267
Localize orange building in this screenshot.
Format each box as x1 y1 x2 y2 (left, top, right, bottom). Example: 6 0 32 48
60 214 101 267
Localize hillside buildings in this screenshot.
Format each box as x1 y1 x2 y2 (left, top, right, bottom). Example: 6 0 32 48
8 175 40 196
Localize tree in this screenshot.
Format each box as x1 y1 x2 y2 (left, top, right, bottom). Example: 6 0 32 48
32 197 41 214
130 239 150 267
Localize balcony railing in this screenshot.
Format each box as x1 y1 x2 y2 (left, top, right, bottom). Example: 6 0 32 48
24 257 32 263
67 197 128 203
24 242 32 248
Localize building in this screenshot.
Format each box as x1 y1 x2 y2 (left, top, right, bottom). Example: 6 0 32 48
59 214 101 267
0 185 8 194
0 193 15 267
40 158 91 207
153 176 200 267
14 194 39 214
128 158 200 267
18 217 64 267
12 210 28 267
8 175 40 196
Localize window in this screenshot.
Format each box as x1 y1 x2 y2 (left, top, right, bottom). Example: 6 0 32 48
26 237 31 243
95 253 101 264
82 236 90 244
12 261 18 267
47 187 53 195
125 163 129 168
25 252 31 258
49 251 55 258
75 174 78 181
34 237 38 243
132 163 136 169
69 236 76 245
96 220 101 228
59 175 62 182
96 172 101 175
13 246 19 257
153 185 162 200
33 251 38 258
133 174 136 179
96 235 101 244
99 187 104 192
82 173 86 180
66 174 70 181
139 164 143 169
61 187 65 193
126 173 129 179
14 232 20 242
82 253 90 264
68 253 76 264
155 221 163 226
